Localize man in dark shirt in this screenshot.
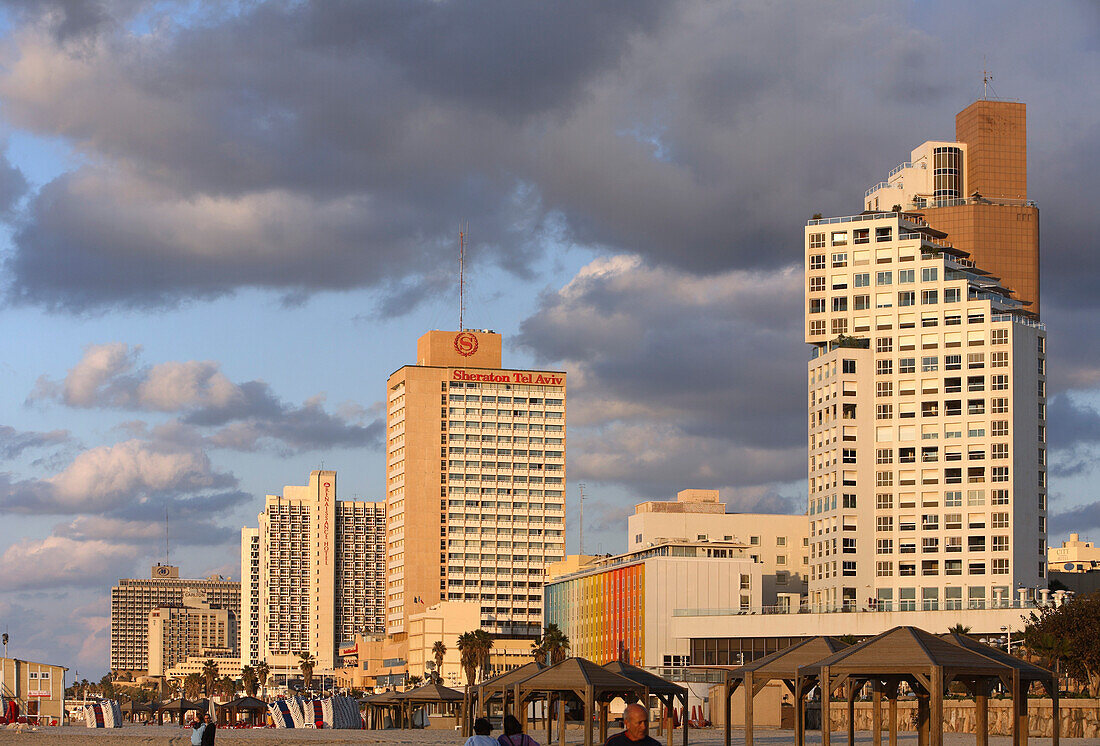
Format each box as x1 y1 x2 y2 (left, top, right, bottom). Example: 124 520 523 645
604 703 660 746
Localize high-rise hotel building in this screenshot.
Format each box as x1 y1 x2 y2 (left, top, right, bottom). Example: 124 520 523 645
240 471 386 671
385 330 566 637
805 100 1046 613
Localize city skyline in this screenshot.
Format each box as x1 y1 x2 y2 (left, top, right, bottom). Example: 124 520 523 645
0 2 1098 679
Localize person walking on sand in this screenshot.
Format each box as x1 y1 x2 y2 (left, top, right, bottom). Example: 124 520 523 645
498 714 540 746
604 703 660 746
190 717 205 746
200 712 217 745
465 717 497 746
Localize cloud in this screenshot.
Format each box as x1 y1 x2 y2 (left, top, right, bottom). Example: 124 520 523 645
0 424 69 459
517 254 808 498
31 343 381 453
0 437 236 514
0 1 1095 321
0 534 141 591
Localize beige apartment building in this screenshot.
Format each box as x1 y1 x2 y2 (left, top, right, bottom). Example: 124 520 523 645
385 330 567 638
406 601 537 686
147 593 236 677
804 212 1046 611
0 657 67 724
627 489 808 604
240 471 386 673
110 565 240 675
1048 533 1100 573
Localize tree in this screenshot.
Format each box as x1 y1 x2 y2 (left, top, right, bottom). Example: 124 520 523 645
298 651 316 691
432 641 447 681
184 673 203 701
98 673 116 699
407 674 423 687
254 662 270 693
457 632 479 689
531 624 570 666
473 629 494 681
201 660 219 697
240 666 258 697
216 675 236 699
947 624 972 635
1025 592 1100 695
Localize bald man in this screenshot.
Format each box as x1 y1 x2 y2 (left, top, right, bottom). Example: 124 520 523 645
604 703 660 746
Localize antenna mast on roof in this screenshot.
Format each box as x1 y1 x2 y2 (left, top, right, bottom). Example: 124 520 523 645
981 58 996 100
459 222 467 331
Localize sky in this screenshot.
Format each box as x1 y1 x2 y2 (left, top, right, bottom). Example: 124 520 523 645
0 0 1099 680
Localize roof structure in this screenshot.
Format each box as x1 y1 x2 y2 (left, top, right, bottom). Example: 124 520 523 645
396 681 464 703
939 632 1054 682
516 657 645 697
727 636 850 682
477 661 544 703
224 696 268 710
602 661 686 696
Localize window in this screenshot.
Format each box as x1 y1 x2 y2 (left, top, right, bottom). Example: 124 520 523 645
876 404 893 420
876 493 893 509
832 252 848 266
842 494 857 508
876 226 893 242
749 536 760 545
854 272 871 288
968 399 985 415
945 559 963 575
877 271 893 286
898 269 915 284
876 381 893 398
991 351 1009 368
831 233 848 248
992 558 1010 575
876 516 893 532
945 354 962 370
810 299 826 314
968 534 986 551
876 360 893 376
968 311 985 324
809 253 826 269
967 353 985 369
898 291 915 306
922 290 938 304
843 449 857 464
809 233 826 249
854 295 871 310
877 539 893 554
992 536 1009 552
876 448 893 464
992 489 1009 505
842 359 856 374
876 471 893 487
854 229 870 245
944 288 961 303
922 267 938 282
967 490 985 506
898 357 915 374
921 356 939 372
876 337 893 353
967 375 985 391
832 318 848 335
991 329 1008 345
991 443 1008 459
899 562 916 577
842 561 857 577
833 297 848 312
944 491 962 507
843 538 856 554
991 397 1008 414
809 276 826 292
992 466 1009 483
876 561 893 577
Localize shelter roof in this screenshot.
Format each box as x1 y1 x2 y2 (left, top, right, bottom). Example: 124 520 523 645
396 681 464 702
798 626 1010 679
225 696 268 710
939 633 1053 682
720 637 850 681
478 661 545 698
602 661 686 696
154 698 200 711
517 657 646 696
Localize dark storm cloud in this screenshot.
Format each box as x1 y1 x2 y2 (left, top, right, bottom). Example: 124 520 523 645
517 255 808 497
1051 501 1100 540
1 1 1095 314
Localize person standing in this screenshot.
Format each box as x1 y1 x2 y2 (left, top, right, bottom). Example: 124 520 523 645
498 714 540 746
189 718 205 746
604 703 660 746
200 712 217 745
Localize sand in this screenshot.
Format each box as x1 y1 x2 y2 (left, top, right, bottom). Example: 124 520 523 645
0 724 1094 745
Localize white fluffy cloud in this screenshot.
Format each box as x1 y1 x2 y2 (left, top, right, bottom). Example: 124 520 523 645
0 535 141 592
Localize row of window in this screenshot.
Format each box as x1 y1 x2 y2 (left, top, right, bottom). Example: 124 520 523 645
811 289 963 314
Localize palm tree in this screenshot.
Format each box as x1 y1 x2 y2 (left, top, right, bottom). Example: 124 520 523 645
457 632 479 689
184 673 203 701
948 624 972 635
532 624 570 665
201 660 219 698
240 666 258 697
298 651 316 691
216 675 236 699
473 629 494 681
254 662 270 694
432 641 447 681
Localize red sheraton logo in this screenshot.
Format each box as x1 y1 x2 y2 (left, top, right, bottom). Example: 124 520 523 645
454 331 479 356
452 369 564 385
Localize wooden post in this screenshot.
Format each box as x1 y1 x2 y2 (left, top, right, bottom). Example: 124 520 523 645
1051 680 1060 746
871 681 882 746
723 681 731 746
976 682 988 746
681 691 688 746
516 685 527 732
846 681 856 746
547 693 553 746
1017 679 1029 746
584 685 594 746
558 692 566 746
667 702 673 746
888 690 898 746
821 668 831 746
744 671 754 746
930 667 943 746
1010 671 1021 746
916 689 929 746
599 701 608 745
794 680 805 746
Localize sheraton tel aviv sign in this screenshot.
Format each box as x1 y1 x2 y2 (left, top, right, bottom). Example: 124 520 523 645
452 369 564 386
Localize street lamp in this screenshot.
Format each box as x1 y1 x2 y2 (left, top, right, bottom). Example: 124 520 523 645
1000 625 1013 654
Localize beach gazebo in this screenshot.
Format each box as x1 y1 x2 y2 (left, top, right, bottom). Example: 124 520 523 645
602 660 689 746
940 632 1060 746
714 636 850 746
120 700 154 723
796 626 1015 746
513 657 649 746
154 697 199 725
396 681 464 728
224 696 268 726
364 690 402 729
476 661 545 719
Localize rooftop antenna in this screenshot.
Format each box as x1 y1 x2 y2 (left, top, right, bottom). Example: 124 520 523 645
981 58 997 100
458 222 468 331
578 483 586 555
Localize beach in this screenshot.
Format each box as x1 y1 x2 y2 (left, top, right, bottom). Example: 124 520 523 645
0 725 1094 745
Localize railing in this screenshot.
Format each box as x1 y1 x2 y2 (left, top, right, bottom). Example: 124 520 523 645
991 313 1046 330
652 667 725 684
889 161 920 178
808 212 896 226
672 596 1060 617
865 181 903 197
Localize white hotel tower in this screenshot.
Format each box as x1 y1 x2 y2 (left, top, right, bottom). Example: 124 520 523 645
804 214 1046 612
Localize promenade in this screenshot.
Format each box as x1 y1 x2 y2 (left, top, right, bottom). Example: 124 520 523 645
0 726 1093 745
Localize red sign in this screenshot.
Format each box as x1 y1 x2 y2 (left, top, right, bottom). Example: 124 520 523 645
454 332 479 357
452 369 564 385
322 481 331 566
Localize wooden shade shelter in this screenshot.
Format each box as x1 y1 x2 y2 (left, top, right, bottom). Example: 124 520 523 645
715 636 850 746
796 626 1018 746
397 681 464 728
603 660 689 746
363 690 402 729
120 700 154 722
476 661 545 719
154 697 200 724
940 632 1059 746
513 657 649 746
223 696 268 726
